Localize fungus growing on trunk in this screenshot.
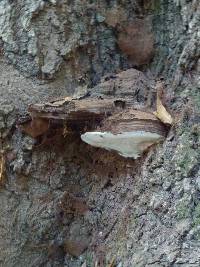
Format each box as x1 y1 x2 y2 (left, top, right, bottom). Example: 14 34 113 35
81 110 167 159
81 131 163 158
18 97 168 158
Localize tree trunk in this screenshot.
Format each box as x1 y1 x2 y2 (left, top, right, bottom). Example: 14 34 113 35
0 0 199 266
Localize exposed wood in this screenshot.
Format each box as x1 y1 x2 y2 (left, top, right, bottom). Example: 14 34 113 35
28 97 128 121
153 81 173 125
0 153 5 185
99 110 167 136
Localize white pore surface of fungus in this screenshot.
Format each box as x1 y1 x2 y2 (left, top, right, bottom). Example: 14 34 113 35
81 131 163 158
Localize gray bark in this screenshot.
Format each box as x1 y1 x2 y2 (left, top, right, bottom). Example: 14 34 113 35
0 0 199 266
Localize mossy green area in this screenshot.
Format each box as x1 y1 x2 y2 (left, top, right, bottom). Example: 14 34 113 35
190 87 200 111
192 203 200 240
177 82 200 111
176 198 191 220
193 203 200 227
152 0 161 14
175 123 200 178
84 252 93 267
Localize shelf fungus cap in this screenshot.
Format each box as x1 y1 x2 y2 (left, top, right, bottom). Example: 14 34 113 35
81 110 167 159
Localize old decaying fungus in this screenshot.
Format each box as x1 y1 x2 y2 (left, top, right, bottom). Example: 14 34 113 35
18 97 131 138
19 96 168 159
81 110 167 158
117 18 154 66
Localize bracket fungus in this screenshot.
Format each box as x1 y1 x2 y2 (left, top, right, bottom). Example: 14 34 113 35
81 131 163 158
81 110 167 159
19 96 168 159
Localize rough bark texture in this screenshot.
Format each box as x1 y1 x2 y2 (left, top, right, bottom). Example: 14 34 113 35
0 0 200 267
